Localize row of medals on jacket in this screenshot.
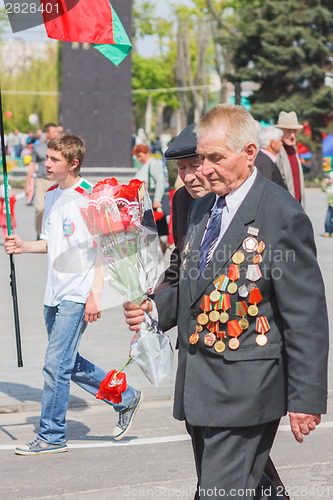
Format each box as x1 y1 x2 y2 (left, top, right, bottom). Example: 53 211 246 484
189 228 271 353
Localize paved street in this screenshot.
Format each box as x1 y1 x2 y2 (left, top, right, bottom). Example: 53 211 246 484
0 186 332 499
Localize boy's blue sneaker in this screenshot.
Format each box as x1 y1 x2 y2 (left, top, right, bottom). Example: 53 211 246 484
15 439 68 456
112 390 143 440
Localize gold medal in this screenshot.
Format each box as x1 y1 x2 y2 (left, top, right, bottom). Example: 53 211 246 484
210 289 220 303
227 282 237 294
198 313 209 325
189 333 199 345
238 317 249 330
248 305 259 317
204 332 216 347
232 251 245 265
219 311 229 323
196 324 203 333
209 310 220 322
214 340 226 353
253 254 262 264
256 334 268 346
182 258 187 269
229 337 240 350
257 241 265 254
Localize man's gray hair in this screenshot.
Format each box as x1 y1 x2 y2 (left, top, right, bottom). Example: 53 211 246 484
258 126 283 149
196 104 259 152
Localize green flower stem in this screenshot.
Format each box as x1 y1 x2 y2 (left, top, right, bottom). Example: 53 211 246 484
120 357 134 372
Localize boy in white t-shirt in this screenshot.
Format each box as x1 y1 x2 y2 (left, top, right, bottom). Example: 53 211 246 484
5 134 143 455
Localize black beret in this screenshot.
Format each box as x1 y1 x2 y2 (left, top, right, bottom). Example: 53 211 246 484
165 123 197 159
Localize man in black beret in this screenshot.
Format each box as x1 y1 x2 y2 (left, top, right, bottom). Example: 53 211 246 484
160 124 210 287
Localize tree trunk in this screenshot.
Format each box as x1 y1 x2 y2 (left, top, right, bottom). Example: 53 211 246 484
234 82 241 106
176 16 190 129
144 95 153 137
311 148 324 178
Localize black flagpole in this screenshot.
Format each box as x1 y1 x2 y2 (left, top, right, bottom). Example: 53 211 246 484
0 82 23 367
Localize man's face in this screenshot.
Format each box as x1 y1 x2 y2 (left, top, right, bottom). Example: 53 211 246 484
177 155 210 199
45 126 59 142
270 136 283 155
45 148 73 183
282 128 298 147
197 128 257 197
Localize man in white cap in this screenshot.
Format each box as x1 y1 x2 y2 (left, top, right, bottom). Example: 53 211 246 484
276 111 305 208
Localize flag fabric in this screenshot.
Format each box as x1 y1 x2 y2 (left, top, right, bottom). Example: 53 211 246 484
94 7 132 66
41 0 131 65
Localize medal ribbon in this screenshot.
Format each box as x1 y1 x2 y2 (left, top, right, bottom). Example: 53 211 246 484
211 300 219 311
227 319 243 338
207 321 219 333
249 288 262 305
246 264 262 282
200 295 211 312
219 294 231 311
255 316 270 334
214 274 229 291
235 301 248 317
217 331 226 339
228 264 239 282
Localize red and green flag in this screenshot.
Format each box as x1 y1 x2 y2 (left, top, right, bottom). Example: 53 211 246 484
41 0 132 66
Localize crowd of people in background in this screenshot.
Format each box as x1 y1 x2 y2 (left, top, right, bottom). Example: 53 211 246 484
1 109 333 244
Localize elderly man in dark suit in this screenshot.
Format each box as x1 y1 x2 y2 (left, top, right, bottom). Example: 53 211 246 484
124 105 328 499
255 126 287 190
161 124 210 287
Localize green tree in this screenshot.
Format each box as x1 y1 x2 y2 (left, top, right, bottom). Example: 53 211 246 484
133 0 215 134
132 1 177 134
227 0 333 175
205 0 263 104
1 44 59 133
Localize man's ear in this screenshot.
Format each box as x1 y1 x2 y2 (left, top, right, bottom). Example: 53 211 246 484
69 158 80 171
243 142 257 165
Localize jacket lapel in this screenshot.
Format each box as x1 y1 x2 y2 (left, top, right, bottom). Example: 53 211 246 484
191 172 268 305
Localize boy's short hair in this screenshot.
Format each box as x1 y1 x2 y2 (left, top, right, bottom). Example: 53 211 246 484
47 133 85 173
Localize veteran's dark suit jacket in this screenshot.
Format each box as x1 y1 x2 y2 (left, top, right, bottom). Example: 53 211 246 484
255 150 287 190
154 171 329 427
159 186 193 287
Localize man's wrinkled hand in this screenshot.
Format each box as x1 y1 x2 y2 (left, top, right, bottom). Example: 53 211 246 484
289 412 321 443
123 299 152 331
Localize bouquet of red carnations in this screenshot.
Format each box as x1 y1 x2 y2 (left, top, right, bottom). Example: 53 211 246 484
80 178 173 394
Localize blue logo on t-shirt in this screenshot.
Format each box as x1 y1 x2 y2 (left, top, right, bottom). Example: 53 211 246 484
63 218 75 238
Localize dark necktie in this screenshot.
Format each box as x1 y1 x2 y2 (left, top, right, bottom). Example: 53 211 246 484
198 196 226 279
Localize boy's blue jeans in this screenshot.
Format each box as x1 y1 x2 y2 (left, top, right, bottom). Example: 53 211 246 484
324 205 333 235
38 300 136 444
